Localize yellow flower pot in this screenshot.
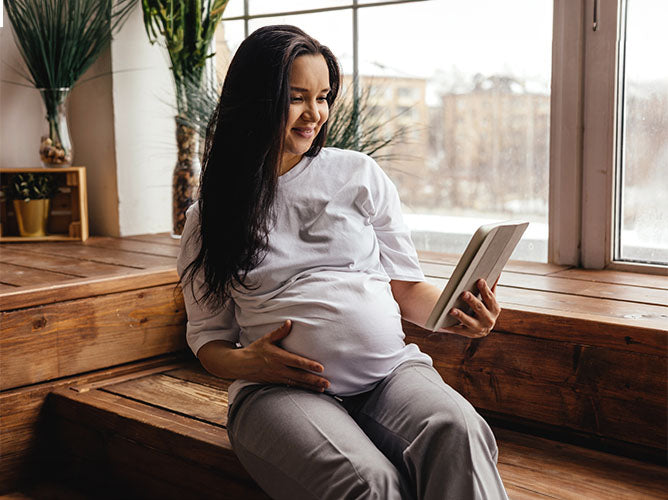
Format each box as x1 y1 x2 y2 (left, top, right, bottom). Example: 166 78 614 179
13 199 50 237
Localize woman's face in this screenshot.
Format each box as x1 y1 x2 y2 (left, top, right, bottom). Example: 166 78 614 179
280 53 331 175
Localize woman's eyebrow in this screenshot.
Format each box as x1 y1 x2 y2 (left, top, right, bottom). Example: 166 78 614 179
290 86 331 93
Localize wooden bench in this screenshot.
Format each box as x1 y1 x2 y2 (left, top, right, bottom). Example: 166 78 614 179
1 234 667 498
24 359 668 499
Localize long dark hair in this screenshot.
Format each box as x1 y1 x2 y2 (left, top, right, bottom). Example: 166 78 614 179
181 25 341 309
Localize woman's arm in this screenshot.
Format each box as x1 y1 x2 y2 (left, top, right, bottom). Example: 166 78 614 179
390 279 501 338
197 320 331 392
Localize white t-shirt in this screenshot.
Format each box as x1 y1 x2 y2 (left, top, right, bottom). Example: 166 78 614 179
177 147 432 403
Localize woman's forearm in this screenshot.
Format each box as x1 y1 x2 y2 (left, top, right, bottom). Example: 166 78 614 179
197 340 255 379
390 280 441 329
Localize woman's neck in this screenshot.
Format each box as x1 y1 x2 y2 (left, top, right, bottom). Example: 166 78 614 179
280 153 303 176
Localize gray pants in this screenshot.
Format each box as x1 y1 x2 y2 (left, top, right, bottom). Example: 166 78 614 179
227 361 508 500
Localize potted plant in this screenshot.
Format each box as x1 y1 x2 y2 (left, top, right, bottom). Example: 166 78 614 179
6 173 58 237
3 0 135 166
141 0 230 237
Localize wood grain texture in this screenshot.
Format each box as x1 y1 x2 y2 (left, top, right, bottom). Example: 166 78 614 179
46 388 268 499
103 373 229 426
420 260 668 306
549 267 668 289
405 324 667 452
0 267 179 311
0 262 79 287
0 247 138 278
3 241 175 268
418 251 571 275
0 355 185 493
45 369 668 500
0 285 186 390
124 233 182 247
494 427 668 499
78 237 180 258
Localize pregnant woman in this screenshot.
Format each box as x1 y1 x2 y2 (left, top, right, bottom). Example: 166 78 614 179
178 24 508 500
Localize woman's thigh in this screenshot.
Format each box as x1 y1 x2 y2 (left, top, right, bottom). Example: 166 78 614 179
346 361 506 500
227 384 408 500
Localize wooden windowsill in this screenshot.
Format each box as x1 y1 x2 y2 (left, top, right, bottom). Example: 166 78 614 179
415 251 668 356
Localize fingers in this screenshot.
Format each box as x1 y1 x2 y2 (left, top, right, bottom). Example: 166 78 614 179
446 280 502 338
477 279 501 316
265 320 292 343
283 367 330 392
269 343 324 374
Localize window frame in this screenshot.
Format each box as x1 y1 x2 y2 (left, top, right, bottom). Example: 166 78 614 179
221 0 668 274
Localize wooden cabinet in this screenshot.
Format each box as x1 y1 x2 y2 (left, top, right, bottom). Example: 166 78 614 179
0 167 89 242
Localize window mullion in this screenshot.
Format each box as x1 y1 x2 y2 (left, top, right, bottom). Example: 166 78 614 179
548 0 586 266
580 0 619 269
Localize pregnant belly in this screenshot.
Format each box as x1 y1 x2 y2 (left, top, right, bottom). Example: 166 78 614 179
267 275 413 395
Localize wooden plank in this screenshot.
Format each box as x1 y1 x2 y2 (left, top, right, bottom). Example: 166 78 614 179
0 262 79 287
124 233 182 247
3 241 175 268
425 275 668 330
0 247 137 279
0 284 186 390
0 355 184 493
48 388 239 468
80 237 180 258
0 267 178 311
421 261 668 307
407 328 666 407
550 267 668 290
494 427 668 499
418 251 571 275
53 416 267 500
103 374 229 426
163 364 234 392
406 326 666 451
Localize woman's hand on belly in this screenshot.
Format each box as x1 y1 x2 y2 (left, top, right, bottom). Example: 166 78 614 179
243 320 331 392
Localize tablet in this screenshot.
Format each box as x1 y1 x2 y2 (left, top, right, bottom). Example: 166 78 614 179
424 220 529 331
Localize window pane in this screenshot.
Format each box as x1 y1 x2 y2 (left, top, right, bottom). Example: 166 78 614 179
220 0 244 18
616 0 668 265
248 10 353 75
249 0 350 16
358 0 552 262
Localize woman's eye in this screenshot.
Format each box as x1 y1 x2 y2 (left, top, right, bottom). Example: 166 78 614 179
290 96 303 103
317 96 328 102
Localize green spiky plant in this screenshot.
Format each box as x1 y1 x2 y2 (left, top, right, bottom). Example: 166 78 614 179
3 0 136 164
141 0 230 125
327 82 410 161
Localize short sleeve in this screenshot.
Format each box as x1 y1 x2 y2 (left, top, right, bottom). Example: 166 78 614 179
177 203 241 356
367 160 425 282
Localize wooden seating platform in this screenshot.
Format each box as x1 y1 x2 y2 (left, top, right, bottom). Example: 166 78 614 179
25 360 668 499
1 234 667 498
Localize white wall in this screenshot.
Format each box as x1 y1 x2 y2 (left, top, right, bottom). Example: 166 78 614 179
111 8 176 236
0 6 176 236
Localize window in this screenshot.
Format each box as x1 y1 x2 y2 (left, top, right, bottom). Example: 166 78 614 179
614 0 668 266
215 0 667 272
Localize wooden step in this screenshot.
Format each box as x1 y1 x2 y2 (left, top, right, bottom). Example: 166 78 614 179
44 362 268 500
42 362 668 500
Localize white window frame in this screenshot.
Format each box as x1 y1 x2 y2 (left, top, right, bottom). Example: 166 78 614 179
224 0 667 274
551 0 666 274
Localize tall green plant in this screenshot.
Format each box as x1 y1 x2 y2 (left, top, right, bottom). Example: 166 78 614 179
327 83 410 161
141 0 229 123
4 0 135 161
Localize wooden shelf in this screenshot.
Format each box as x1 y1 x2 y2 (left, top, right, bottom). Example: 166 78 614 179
0 167 89 242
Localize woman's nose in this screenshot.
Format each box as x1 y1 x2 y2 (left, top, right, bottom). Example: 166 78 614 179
302 100 320 122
